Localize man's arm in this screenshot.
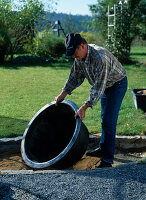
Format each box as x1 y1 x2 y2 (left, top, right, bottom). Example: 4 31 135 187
55 61 85 106
63 61 85 95
55 91 68 106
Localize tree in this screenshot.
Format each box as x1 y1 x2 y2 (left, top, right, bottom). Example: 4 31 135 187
89 0 146 48
62 14 79 34
105 2 132 63
0 23 10 62
0 0 57 62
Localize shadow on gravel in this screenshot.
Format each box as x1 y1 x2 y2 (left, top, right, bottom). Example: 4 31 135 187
0 182 15 200
0 181 40 200
1 163 145 200
66 162 146 184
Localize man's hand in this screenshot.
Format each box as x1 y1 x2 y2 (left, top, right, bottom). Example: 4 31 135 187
55 91 68 106
75 104 88 120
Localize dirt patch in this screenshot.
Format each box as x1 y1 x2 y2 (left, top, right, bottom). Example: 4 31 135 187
0 150 145 171
0 150 101 171
70 155 101 170
0 150 29 171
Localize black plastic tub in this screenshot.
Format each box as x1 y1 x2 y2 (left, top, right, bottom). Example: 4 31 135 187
21 100 89 169
132 89 146 112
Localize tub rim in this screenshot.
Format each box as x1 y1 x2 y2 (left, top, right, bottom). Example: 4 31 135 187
21 99 81 168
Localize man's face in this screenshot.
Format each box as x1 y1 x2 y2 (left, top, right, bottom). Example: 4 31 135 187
72 44 87 60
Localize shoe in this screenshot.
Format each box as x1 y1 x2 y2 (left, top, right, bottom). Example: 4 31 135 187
85 147 102 157
97 161 112 168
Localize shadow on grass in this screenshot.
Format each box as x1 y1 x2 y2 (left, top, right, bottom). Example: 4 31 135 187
130 52 146 56
0 61 73 70
124 58 146 69
0 62 50 69
0 116 29 138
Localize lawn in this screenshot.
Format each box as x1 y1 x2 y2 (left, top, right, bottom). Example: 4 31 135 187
0 47 146 138
130 46 146 62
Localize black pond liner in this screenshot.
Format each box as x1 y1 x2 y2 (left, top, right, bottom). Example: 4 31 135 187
21 100 89 169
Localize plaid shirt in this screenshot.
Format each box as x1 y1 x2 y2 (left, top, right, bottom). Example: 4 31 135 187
63 44 126 108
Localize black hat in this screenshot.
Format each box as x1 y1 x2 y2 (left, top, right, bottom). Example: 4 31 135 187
65 33 82 56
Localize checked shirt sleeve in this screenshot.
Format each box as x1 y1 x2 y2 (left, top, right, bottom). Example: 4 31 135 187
84 59 109 108
63 61 85 95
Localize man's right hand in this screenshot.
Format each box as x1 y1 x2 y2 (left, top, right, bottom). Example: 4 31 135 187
55 91 68 106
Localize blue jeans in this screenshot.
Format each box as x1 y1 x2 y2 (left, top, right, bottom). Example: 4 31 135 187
100 76 128 164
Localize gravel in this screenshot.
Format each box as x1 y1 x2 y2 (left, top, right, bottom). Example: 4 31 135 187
0 162 146 200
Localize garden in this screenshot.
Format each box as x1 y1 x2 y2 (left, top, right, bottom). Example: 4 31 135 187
0 0 145 139
0 45 146 138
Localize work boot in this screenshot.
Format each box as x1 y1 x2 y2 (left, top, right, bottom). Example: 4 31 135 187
85 147 102 157
97 161 112 168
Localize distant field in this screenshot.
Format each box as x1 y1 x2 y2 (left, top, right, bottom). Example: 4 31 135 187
0 46 146 138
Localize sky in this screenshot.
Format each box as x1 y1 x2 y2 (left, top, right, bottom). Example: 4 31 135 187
43 0 97 16
13 0 97 16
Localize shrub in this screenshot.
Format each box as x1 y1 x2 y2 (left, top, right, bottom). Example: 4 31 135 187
56 54 73 63
80 31 104 46
12 55 52 64
26 31 66 58
105 36 130 64
0 26 10 63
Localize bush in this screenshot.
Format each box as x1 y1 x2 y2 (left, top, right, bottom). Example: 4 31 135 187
105 37 130 64
56 54 73 63
80 31 104 46
0 26 10 63
25 31 66 58
12 55 53 64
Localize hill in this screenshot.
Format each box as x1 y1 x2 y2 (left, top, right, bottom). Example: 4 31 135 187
40 12 93 34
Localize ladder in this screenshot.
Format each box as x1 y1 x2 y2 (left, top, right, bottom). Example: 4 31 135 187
108 4 116 39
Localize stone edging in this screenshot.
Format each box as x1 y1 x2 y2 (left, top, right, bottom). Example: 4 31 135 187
89 135 146 150
0 135 146 151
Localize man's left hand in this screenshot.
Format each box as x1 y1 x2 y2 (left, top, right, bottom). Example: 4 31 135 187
75 104 88 120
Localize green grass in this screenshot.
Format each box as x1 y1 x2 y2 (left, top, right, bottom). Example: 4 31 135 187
130 46 146 62
0 47 146 138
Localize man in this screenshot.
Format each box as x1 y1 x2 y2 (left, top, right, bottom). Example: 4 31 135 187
55 33 127 168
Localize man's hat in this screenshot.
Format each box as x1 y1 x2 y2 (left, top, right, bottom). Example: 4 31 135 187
65 33 82 56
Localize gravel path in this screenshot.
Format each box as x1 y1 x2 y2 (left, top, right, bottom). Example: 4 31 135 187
0 162 146 200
